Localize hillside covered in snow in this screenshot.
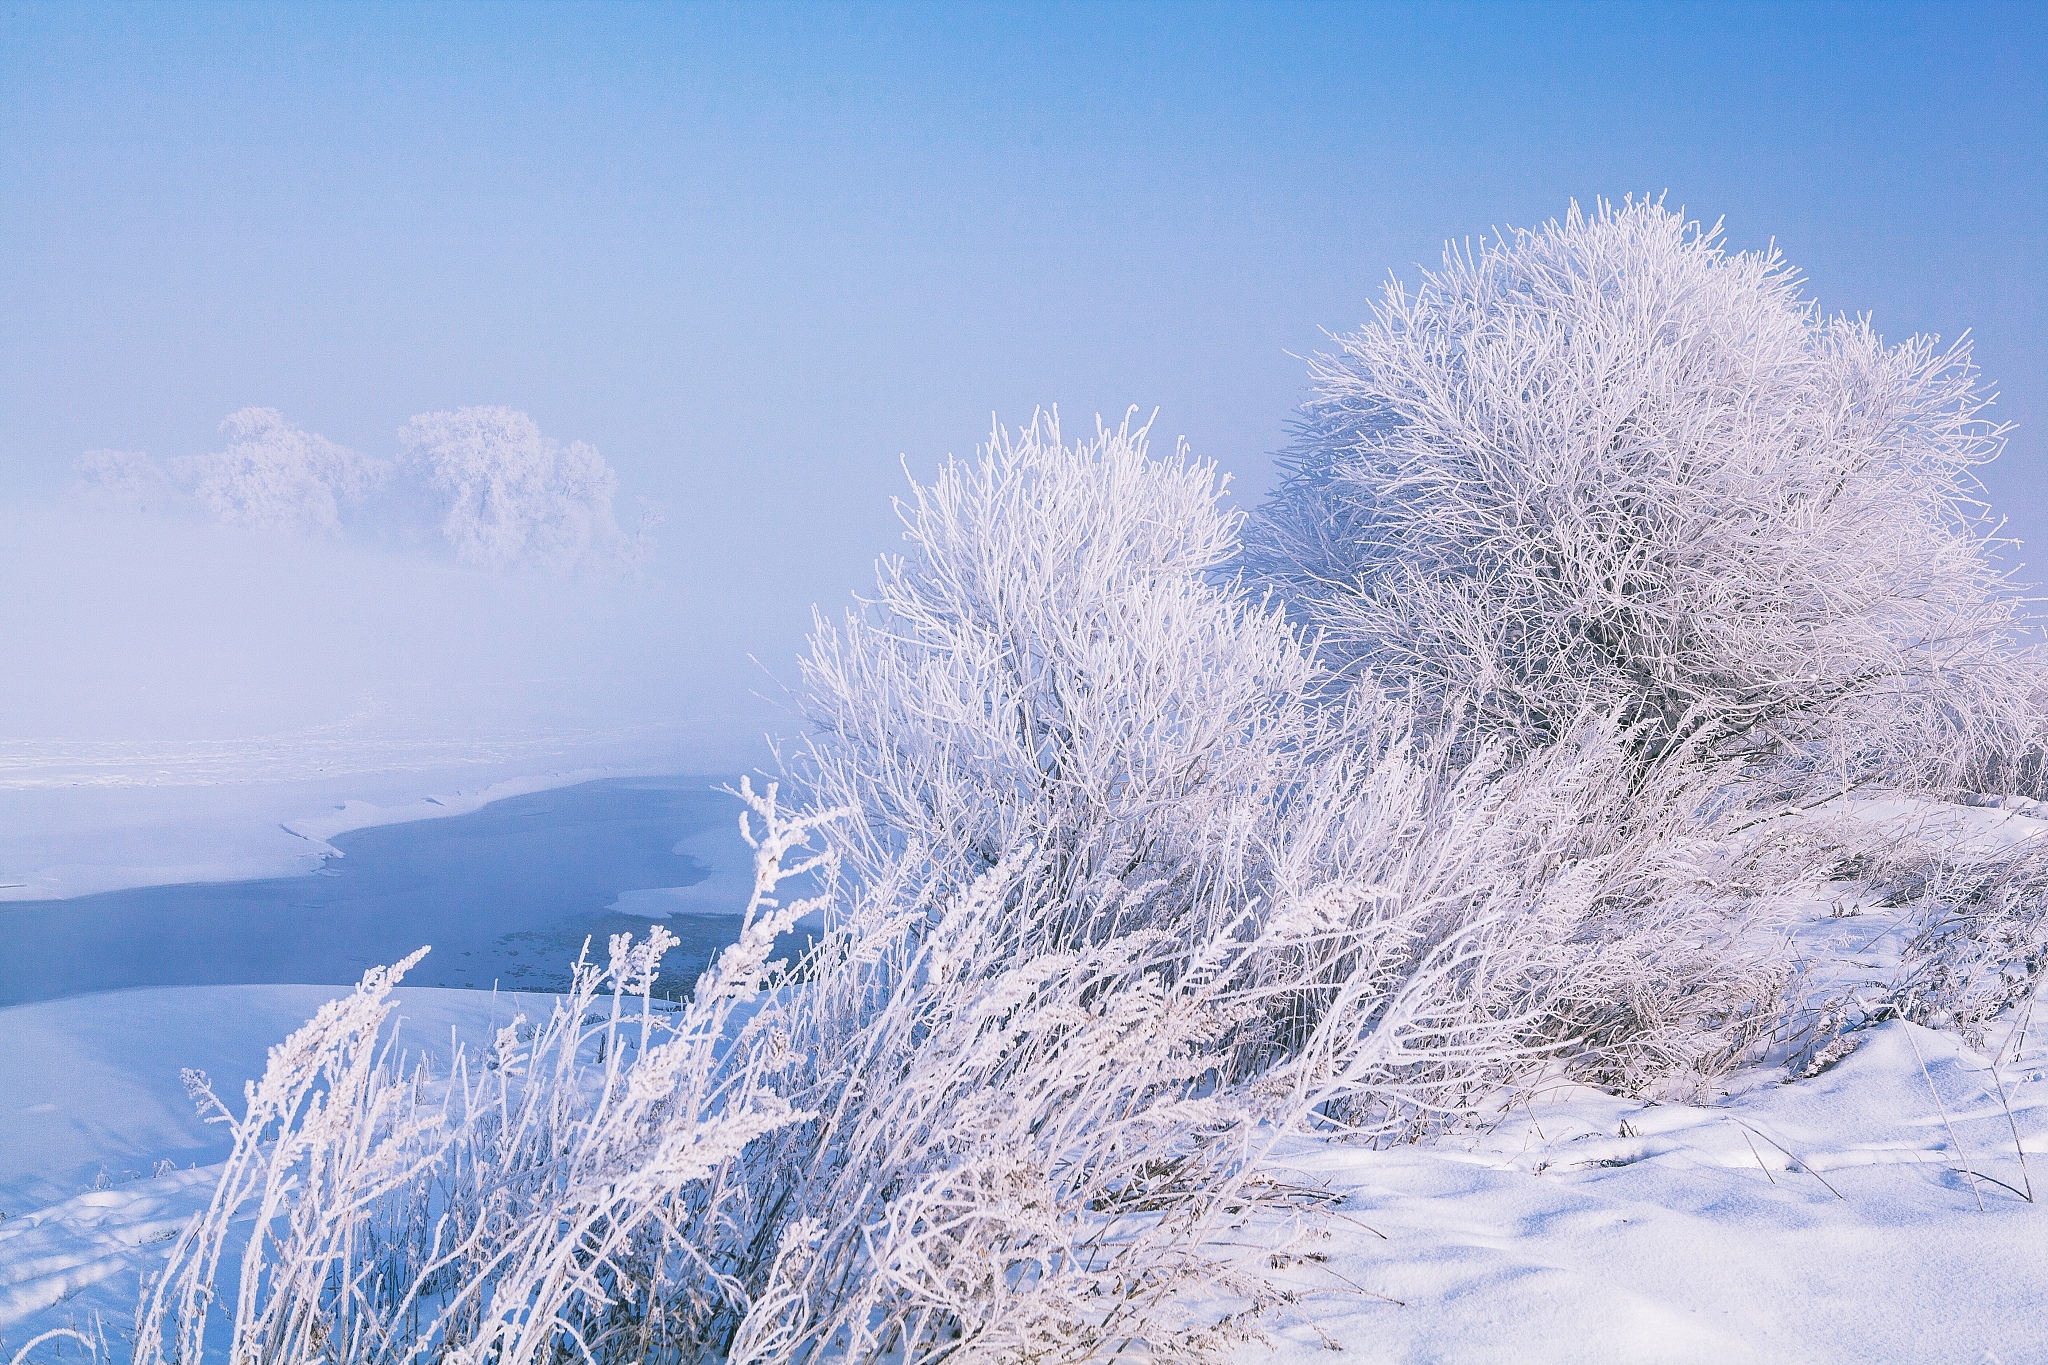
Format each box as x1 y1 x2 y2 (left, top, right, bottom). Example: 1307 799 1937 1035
7 200 2048 1364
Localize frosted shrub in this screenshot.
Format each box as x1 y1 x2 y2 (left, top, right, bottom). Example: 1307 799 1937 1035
1786 826 2048 1072
713 737 1777 1358
1249 715 1781 1130
794 413 1771 1117
742 414 1780 1355
134 406 1793 1362
714 853 1290 1360
1249 198 2033 784
796 409 1323 950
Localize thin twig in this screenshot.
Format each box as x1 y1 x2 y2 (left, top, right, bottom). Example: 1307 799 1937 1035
1322 1209 1390 1241
1905 1024 1985 1212
1950 1168 2031 1203
1731 1118 1844 1201
1977 1059 2035 1203
1738 1124 1777 1185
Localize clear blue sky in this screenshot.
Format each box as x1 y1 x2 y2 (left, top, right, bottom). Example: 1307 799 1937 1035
3 1 2044 738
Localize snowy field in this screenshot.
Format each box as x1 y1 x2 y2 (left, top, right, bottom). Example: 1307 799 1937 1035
0 716 752 903
2 796 2044 1363
1245 1015 2048 1362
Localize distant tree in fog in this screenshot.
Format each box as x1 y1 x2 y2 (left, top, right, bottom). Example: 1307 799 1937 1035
180 408 390 536
73 449 182 514
399 406 645 572
70 407 654 573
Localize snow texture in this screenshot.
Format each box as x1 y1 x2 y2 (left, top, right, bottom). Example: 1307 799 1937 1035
1234 1017 2048 1363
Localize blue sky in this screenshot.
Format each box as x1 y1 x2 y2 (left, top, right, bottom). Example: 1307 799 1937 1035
2 1 2043 739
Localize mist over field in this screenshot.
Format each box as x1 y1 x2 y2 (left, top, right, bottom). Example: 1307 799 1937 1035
1 405 759 757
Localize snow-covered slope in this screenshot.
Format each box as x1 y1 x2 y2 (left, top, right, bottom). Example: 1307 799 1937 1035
0 985 539 1353
4 798 2045 1362
1239 1018 2047 1362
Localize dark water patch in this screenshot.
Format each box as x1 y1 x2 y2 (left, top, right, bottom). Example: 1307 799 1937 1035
0 776 760 1007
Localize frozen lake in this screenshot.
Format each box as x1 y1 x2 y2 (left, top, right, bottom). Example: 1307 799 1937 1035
0 776 759 1007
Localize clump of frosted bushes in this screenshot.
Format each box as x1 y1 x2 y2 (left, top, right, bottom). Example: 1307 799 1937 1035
132 200 2040 1361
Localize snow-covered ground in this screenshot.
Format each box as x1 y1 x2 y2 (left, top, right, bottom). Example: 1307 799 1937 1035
1218 799 2048 1362
5 995 2040 1361
1244 1017 2048 1362
0 718 753 903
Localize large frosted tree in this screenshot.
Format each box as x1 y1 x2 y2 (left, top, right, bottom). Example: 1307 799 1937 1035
1249 199 2032 780
399 406 642 572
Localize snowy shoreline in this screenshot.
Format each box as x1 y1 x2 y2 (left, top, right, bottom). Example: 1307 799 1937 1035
0 722 757 903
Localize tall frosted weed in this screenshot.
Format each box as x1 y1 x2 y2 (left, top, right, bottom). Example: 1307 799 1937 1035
135 783 838 1364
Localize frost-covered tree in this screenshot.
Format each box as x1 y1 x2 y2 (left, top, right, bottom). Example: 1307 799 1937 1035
399 406 645 572
72 448 182 514
178 408 389 536
1249 199 2032 778
795 408 1322 946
